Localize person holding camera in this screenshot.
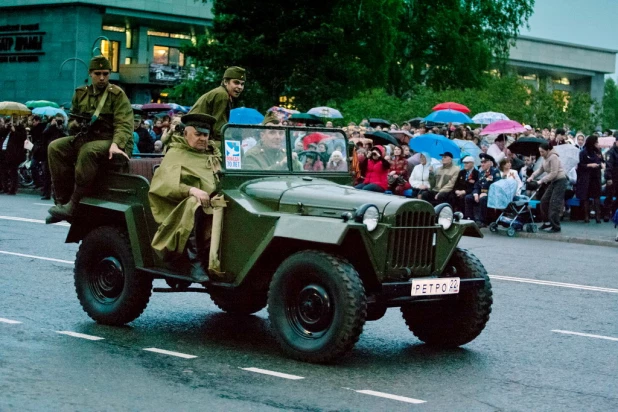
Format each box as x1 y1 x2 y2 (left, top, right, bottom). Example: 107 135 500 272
46 55 133 223
40 114 67 199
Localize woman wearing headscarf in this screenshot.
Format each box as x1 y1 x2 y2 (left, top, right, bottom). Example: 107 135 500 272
326 150 347 171
409 152 435 199
576 135 604 223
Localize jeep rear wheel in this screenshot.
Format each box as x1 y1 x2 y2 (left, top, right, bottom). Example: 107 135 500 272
401 248 492 347
267 251 367 363
74 226 152 325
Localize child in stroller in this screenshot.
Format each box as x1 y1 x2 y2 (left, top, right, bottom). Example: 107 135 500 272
487 179 539 237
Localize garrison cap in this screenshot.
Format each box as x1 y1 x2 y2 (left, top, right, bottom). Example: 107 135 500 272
223 66 246 81
89 55 112 71
181 113 216 134
262 111 280 125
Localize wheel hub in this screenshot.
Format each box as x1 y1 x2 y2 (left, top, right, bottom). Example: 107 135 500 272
90 257 124 302
293 284 333 334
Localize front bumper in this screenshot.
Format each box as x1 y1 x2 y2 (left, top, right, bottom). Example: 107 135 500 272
375 277 487 307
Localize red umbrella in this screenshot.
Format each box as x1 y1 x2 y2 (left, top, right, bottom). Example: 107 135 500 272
141 103 172 111
432 102 471 113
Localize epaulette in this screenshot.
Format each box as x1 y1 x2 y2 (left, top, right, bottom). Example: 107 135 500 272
107 84 123 96
75 85 88 92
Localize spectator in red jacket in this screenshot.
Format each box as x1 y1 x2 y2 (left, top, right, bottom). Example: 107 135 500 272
355 145 390 192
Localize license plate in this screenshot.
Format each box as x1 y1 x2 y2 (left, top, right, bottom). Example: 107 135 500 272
411 277 460 296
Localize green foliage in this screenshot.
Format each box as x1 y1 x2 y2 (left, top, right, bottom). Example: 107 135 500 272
602 78 618 130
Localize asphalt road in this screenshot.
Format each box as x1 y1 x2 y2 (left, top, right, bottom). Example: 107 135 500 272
1 193 616 411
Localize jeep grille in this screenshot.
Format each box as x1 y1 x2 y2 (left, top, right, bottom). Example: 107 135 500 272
387 210 437 277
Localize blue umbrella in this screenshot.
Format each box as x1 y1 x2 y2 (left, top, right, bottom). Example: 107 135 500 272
424 109 473 124
32 106 67 120
168 103 189 113
230 107 264 124
409 133 461 159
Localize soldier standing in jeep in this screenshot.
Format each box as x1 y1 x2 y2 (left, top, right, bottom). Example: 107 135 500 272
46 55 133 223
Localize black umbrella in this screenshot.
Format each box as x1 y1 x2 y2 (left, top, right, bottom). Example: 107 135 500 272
407 117 424 128
369 118 391 128
508 137 546 157
290 113 324 125
364 130 399 146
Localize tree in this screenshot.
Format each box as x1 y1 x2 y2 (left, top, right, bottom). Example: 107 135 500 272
390 0 535 95
602 78 618 130
171 0 403 111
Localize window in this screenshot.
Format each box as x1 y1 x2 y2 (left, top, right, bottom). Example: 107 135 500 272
148 30 169 37
170 33 191 40
124 57 132 65
102 25 125 33
153 45 184 67
100 40 120 72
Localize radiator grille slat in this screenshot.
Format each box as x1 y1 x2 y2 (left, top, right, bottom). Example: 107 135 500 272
387 210 436 278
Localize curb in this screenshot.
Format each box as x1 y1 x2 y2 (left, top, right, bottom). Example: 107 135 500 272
484 228 618 248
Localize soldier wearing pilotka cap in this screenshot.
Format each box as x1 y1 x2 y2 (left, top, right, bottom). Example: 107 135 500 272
188 66 246 145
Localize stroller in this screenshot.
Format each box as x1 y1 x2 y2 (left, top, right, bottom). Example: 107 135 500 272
487 179 539 237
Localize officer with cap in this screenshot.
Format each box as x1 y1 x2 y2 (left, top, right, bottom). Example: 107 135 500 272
46 55 133 223
243 112 302 170
453 155 479 214
149 113 226 282
189 66 246 145
465 153 501 226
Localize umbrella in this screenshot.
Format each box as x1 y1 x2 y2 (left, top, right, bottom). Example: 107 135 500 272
424 109 473 124
599 136 615 148
131 104 143 111
32 106 68 120
480 120 526 136
390 130 414 145
472 111 509 125
307 106 343 119
508 137 546 157
453 139 482 166
407 117 425 128
552 144 580 173
364 130 399 146
268 106 300 120
290 113 324 125
25 100 59 109
168 103 189 113
141 103 172 111
0 101 31 116
432 102 471 113
369 118 391 128
409 133 461 159
229 107 264 125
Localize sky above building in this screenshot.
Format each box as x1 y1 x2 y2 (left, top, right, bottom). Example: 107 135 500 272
524 0 618 76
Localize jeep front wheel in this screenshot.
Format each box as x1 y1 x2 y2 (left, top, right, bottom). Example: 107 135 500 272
267 251 367 363
401 248 492 347
74 226 152 325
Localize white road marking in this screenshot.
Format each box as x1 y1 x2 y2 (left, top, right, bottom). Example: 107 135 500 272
56 331 104 341
348 389 426 404
0 250 73 265
143 348 198 359
33 203 53 206
0 318 22 324
492 275 618 294
0 215 70 227
552 330 618 342
241 367 304 380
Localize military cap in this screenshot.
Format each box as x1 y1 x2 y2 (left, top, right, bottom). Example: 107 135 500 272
223 66 246 81
262 111 280 125
133 114 142 121
181 113 216 134
479 153 496 166
89 55 112 71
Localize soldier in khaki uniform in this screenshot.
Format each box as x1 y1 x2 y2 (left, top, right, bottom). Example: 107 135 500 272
148 113 224 282
46 55 133 223
188 66 246 144
244 113 302 171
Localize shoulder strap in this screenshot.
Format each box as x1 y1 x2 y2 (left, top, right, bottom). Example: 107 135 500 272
90 88 110 125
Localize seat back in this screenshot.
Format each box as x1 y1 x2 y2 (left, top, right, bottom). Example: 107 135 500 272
128 157 164 182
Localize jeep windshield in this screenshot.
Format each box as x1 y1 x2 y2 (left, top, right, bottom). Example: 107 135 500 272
222 125 349 174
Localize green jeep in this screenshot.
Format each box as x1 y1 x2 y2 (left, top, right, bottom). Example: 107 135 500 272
67 125 492 363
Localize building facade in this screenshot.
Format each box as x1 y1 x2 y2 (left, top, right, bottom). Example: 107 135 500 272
506 36 617 103
0 0 212 105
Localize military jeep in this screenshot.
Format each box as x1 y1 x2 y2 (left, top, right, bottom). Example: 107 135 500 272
67 124 492 363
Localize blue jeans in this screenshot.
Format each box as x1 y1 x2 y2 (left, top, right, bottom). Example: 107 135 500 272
355 183 385 192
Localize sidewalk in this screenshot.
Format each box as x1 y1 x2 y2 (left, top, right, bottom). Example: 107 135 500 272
484 218 618 248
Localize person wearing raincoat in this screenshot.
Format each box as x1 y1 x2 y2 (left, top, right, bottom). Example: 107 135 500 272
409 152 435 199
148 113 227 282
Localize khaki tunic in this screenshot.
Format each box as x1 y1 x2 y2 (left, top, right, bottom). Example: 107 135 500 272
188 86 233 142
244 143 303 171
149 138 221 255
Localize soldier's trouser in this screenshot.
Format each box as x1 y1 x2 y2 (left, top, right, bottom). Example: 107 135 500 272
48 136 112 204
540 178 567 229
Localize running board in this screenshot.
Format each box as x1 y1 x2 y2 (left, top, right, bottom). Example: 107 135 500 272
153 287 209 293
136 267 235 289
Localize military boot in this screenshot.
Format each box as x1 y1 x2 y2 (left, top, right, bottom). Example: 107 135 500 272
186 232 209 283
46 186 85 223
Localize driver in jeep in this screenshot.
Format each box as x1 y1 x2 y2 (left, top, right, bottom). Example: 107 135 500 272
148 113 226 282
243 113 302 171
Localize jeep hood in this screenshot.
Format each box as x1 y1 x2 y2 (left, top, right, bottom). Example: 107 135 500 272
241 178 405 216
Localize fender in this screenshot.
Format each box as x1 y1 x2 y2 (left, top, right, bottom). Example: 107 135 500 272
434 220 482 272
66 200 153 267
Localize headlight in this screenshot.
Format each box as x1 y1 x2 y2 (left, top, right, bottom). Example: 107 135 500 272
355 204 380 232
435 203 454 230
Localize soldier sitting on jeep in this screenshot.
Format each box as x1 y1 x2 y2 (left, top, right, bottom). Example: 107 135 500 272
148 113 226 282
